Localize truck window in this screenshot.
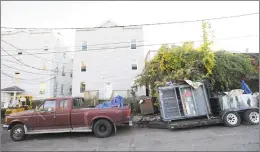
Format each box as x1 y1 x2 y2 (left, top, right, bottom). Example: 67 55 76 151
38 100 56 111
59 100 68 108
72 98 84 109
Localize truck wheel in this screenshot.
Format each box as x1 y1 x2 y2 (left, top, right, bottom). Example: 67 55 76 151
93 119 113 138
10 124 27 141
243 109 259 125
223 112 241 127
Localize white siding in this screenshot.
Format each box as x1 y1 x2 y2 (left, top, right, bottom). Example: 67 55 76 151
1 30 73 106
72 22 145 99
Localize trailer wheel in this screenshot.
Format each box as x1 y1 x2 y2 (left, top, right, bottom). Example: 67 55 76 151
243 109 259 125
93 119 113 138
10 124 27 141
223 112 241 127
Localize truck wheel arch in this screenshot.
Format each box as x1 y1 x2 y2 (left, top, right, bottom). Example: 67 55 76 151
8 121 24 130
92 117 115 133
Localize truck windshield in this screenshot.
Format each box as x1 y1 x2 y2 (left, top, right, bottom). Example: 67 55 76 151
72 98 85 109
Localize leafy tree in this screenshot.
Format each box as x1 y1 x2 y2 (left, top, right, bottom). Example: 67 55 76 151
210 51 257 92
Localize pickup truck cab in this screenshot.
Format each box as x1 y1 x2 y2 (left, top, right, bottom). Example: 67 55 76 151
3 97 132 141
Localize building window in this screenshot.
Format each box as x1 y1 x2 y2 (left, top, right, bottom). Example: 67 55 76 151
80 82 86 93
81 61 86 72
62 65 65 76
40 82 46 94
131 59 138 70
14 72 20 84
44 46 48 51
59 99 68 108
69 86 72 95
42 63 46 70
82 41 87 50
131 39 136 49
18 52 22 55
70 72 73 78
61 84 64 95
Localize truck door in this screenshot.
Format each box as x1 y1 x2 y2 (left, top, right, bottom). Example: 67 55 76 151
34 100 56 130
55 99 70 128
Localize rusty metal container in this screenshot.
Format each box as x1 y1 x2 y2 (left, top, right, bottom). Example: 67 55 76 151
140 98 154 115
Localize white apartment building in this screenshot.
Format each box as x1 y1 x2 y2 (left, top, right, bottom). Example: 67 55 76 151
1 29 73 108
72 21 145 100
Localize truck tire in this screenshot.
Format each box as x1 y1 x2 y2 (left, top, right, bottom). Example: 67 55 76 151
93 119 113 138
223 111 241 127
10 124 27 141
243 109 259 125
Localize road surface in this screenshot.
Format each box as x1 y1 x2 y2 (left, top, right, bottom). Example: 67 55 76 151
1 125 259 151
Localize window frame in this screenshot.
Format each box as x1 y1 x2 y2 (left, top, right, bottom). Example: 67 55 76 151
38 100 56 112
59 99 68 108
82 41 87 50
80 82 86 93
131 39 136 49
81 61 86 72
131 59 138 70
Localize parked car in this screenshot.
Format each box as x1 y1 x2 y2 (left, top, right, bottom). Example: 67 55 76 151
3 97 132 141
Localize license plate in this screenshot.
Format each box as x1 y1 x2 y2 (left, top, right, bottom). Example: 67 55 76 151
129 121 133 126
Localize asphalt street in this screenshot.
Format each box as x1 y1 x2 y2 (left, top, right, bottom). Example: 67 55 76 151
1 125 259 151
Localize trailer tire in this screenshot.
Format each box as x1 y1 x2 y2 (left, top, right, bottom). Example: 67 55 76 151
243 109 259 125
93 119 113 138
223 111 241 127
10 124 27 141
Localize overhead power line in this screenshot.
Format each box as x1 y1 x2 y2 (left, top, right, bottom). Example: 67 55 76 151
1 40 68 64
1 70 52 81
1 12 258 30
1 64 53 75
1 34 258 56
1 48 58 72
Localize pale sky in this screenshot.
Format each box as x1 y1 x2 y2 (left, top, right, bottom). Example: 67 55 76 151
1 1 259 55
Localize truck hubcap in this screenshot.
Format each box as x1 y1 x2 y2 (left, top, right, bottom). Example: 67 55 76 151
227 113 238 125
98 124 107 133
13 128 23 138
249 112 259 123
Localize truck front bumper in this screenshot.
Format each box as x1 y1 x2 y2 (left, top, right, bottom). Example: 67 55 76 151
2 124 9 131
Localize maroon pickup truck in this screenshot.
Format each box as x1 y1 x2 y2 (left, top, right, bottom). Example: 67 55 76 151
3 97 132 141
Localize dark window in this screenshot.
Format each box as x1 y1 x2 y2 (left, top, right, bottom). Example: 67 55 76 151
131 39 136 49
82 41 87 50
62 65 65 76
81 61 86 72
44 46 48 51
80 82 85 93
131 59 138 70
18 52 22 55
38 100 56 111
70 73 72 78
72 98 84 109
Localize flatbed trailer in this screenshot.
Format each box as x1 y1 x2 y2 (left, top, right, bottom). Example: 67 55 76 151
156 81 259 130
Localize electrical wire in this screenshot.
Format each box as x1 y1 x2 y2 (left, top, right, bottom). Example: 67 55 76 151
1 48 59 72
1 34 258 56
1 58 73 74
1 40 68 64
1 40 144 52
1 70 54 81
1 64 53 75
1 12 258 30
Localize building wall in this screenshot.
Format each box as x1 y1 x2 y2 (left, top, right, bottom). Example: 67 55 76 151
1 30 73 106
72 24 145 99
